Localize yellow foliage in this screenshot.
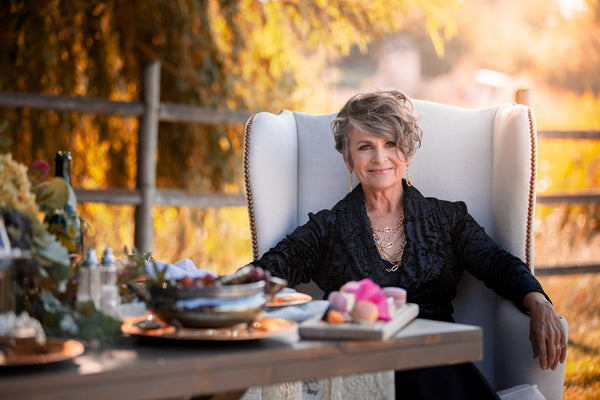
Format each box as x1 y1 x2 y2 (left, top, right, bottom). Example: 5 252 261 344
538 275 600 400
535 88 600 130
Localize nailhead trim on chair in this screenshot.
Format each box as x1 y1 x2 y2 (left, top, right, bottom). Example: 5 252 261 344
526 107 537 270
243 114 260 260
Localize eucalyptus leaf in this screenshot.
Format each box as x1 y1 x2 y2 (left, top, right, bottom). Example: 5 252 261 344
40 290 65 313
75 305 121 343
36 235 70 268
76 301 97 316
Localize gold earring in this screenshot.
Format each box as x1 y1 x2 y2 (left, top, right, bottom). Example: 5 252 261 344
406 166 412 187
349 172 353 192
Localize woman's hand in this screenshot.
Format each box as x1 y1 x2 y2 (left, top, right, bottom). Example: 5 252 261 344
524 291 567 370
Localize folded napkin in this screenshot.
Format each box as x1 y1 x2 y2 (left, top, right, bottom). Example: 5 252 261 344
145 258 217 281
265 300 329 323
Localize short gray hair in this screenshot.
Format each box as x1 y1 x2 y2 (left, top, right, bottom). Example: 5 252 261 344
331 89 423 167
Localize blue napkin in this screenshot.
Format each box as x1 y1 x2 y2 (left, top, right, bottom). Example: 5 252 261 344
145 258 217 281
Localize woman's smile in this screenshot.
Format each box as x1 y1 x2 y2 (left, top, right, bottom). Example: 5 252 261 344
344 128 408 193
369 167 393 174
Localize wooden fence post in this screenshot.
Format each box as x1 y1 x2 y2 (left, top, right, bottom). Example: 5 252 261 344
134 61 161 253
515 88 532 106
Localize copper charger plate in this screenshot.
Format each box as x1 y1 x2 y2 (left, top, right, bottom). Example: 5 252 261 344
268 292 312 308
0 337 85 367
121 316 297 341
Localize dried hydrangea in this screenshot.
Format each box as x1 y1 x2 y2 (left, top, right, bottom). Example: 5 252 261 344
0 153 40 221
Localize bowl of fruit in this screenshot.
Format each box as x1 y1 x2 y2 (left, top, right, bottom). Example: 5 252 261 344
142 265 287 329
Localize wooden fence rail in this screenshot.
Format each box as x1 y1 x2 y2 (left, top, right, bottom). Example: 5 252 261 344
539 130 600 140
534 128 600 275
73 188 246 208
1 61 598 274
0 61 251 253
0 83 250 124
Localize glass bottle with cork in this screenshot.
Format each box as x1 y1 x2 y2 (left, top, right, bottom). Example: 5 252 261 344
46 151 83 262
77 247 101 309
100 247 121 319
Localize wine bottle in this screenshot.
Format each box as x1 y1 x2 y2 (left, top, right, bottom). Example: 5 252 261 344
52 151 83 260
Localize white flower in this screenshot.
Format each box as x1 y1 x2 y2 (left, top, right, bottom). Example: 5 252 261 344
0 311 46 345
59 314 78 335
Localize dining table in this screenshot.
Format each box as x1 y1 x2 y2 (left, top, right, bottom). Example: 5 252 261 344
0 313 482 400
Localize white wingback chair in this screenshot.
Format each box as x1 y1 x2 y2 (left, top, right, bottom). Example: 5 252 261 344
243 99 567 400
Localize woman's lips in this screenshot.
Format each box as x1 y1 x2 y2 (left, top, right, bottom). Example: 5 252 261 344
369 168 392 174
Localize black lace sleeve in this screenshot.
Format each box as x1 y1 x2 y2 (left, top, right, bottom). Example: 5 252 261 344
452 201 548 312
252 210 332 288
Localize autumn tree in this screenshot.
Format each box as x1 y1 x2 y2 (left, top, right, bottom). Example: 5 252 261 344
1 0 458 188
0 0 457 264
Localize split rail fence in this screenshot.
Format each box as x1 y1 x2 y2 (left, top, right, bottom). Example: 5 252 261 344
1 61 599 275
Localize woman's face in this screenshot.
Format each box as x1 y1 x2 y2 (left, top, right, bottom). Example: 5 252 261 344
344 128 409 193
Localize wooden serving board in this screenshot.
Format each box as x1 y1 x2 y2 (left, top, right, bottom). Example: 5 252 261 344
299 303 419 341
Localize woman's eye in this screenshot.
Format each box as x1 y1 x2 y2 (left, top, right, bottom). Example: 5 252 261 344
385 141 396 148
358 145 371 151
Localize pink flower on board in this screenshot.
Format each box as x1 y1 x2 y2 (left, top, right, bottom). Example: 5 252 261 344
343 278 390 321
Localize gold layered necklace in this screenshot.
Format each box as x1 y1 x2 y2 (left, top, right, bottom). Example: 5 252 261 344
368 209 406 272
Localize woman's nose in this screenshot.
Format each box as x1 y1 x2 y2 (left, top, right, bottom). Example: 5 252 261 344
372 147 386 162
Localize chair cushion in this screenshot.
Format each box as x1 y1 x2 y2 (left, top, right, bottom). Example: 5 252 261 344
497 384 546 400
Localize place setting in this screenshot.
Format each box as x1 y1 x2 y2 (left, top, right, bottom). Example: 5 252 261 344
121 314 297 341
120 262 303 342
120 260 420 343
267 287 313 308
0 312 85 368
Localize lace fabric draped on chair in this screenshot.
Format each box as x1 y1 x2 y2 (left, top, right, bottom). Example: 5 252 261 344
242 372 395 400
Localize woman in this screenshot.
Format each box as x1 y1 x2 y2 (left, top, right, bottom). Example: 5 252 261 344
251 89 566 399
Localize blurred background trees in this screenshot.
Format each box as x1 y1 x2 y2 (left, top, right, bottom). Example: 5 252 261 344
0 0 598 270
0 0 457 189
0 0 458 266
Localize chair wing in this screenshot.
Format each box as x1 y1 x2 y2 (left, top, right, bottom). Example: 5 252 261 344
244 110 299 259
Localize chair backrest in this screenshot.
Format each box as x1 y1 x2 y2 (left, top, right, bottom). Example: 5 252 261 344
243 100 537 384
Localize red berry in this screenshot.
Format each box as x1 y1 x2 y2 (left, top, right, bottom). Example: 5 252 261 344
201 274 217 286
180 276 195 287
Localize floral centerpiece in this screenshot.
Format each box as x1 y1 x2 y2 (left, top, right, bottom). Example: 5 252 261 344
0 152 123 343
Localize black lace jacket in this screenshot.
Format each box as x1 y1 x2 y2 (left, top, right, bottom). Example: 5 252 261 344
254 181 545 321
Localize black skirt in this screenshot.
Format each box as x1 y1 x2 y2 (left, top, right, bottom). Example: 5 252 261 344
395 362 501 400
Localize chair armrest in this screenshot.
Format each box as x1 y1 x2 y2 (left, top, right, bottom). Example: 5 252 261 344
495 300 567 400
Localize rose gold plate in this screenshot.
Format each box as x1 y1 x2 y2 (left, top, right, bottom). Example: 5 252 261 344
121 316 297 341
268 292 312 308
0 338 84 367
